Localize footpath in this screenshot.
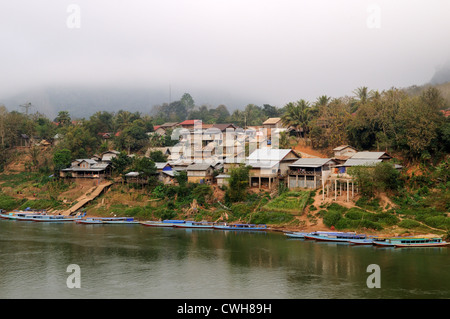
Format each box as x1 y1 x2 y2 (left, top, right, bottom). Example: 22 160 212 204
62 181 113 216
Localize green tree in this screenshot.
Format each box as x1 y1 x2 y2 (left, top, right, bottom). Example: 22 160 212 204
54 111 71 127
53 149 72 171
225 164 251 203
281 99 312 138
132 157 157 183
111 151 133 175
149 150 167 162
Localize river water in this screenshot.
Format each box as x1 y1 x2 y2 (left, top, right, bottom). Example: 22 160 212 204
0 220 449 299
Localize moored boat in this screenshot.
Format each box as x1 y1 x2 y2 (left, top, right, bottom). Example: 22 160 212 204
173 220 215 229
1 211 47 220
213 223 267 231
304 231 366 242
348 238 375 245
76 217 139 224
373 236 448 248
27 213 83 222
285 231 308 239
140 220 186 227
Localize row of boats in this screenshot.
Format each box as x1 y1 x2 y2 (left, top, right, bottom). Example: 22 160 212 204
2 210 448 247
0 211 268 231
284 231 449 248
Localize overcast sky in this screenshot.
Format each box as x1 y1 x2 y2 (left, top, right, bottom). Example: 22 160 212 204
1 0 450 110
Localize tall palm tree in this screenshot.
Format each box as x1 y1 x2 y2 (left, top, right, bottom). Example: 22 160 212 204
315 95 331 108
281 99 311 138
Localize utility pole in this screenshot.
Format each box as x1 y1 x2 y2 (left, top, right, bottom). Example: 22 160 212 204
20 102 32 115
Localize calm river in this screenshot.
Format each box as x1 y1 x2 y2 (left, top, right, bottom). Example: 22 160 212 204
0 220 449 299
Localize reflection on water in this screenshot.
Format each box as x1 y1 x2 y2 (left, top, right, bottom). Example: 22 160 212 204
0 220 449 299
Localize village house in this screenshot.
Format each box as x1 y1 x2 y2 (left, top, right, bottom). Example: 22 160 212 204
335 151 393 174
216 174 230 187
186 163 215 184
152 122 179 136
145 147 171 159
247 148 300 189
178 119 202 131
101 150 120 163
287 158 337 189
332 145 358 163
60 159 112 179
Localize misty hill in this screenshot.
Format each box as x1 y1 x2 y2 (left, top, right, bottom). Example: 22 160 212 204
403 81 450 107
0 86 260 120
430 62 450 85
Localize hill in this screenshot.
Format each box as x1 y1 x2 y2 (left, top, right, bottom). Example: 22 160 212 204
0 85 260 119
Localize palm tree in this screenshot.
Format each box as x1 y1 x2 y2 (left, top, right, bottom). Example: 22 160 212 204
281 99 311 138
314 95 331 108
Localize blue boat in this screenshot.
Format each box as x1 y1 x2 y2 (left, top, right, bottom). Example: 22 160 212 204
348 238 375 245
77 217 139 224
32 215 83 222
1 211 47 220
285 231 308 239
174 221 216 229
141 220 186 227
304 231 366 242
373 236 449 248
213 223 267 231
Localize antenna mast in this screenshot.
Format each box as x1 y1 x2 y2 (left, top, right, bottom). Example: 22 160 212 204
20 102 32 115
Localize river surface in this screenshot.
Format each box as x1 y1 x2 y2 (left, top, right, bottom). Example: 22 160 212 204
0 220 449 299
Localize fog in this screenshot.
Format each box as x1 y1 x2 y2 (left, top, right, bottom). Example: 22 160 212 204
1 0 450 117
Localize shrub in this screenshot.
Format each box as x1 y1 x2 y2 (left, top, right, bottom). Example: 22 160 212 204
323 210 342 228
424 216 450 230
398 219 422 229
345 208 365 220
249 211 294 225
0 194 25 211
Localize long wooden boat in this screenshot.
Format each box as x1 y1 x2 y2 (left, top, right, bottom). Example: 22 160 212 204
373 237 449 248
0 211 47 220
76 217 139 224
348 238 376 245
140 220 186 227
173 221 215 229
285 231 308 239
213 223 267 231
102 217 139 224
304 232 366 242
31 215 83 222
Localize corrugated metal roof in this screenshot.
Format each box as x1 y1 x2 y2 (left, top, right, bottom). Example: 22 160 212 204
76 159 98 164
333 145 356 151
125 172 140 177
344 159 382 166
350 152 388 159
154 162 170 169
247 148 296 162
289 158 335 168
187 163 214 170
263 117 282 125
247 160 279 168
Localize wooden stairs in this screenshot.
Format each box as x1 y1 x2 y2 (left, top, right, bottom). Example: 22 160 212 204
62 181 113 216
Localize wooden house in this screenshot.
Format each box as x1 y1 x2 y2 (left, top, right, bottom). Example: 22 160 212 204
246 148 300 189
186 163 215 184
333 145 358 163
152 122 179 135
60 159 112 179
287 158 336 189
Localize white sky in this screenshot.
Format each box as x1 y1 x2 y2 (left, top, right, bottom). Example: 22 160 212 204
1 0 450 109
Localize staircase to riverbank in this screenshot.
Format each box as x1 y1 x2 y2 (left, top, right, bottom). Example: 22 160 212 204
62 181 113 216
